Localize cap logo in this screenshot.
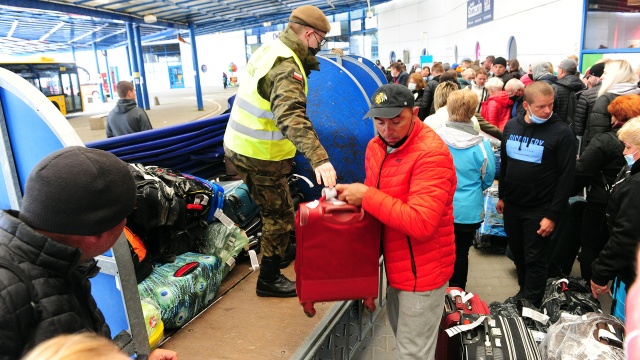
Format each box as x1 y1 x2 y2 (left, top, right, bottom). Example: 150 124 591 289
374 92 387 105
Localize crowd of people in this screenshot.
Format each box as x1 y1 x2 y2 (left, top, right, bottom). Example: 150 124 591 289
371 54 640 357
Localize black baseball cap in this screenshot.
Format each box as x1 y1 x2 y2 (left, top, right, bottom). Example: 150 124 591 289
364 84 414 119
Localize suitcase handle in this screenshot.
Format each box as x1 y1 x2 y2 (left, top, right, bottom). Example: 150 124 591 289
323 205 365 223
173 262 200 277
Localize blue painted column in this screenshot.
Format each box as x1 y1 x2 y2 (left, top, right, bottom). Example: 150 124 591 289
126 46 133 77
92 42 105 103
126 22 143 108
103 50 114 101
579 0 588 72
189 21 204 111
133 24 150 110
71 45 76 62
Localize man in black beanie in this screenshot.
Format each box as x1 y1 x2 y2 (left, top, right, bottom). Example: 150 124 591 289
491 56 512 85
0 146 177 360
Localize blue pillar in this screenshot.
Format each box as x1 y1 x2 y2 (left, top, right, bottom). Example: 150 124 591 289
93 42 105 103
134 24 150 110
126 22 143 108
71 45 76 62
189 21 204 111
103 50 114 101
126 46 133 76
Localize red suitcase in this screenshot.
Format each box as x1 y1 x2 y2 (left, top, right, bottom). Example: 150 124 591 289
436 287 490 360
295 196 382 317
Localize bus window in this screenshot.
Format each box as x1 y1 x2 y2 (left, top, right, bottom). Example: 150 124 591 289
68 73 82 112
39 72 61 96
61 73 72 112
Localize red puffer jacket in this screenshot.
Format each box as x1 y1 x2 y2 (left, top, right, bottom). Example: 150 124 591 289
362 119 456 292
481 91 513 130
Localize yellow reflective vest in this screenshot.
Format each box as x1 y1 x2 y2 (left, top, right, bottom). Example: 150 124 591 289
224 39 308 161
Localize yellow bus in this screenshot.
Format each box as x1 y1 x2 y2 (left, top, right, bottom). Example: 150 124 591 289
0 60 84 115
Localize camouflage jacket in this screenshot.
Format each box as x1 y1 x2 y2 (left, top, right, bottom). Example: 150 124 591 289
255 27 329 169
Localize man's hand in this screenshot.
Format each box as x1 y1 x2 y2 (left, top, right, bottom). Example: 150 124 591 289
314 162 337 188
537 218 555 237
496 199 504 214
335 183 368 207
590 279 610 299
149 349 178 360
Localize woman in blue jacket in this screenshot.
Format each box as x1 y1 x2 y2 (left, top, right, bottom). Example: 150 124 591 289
436 89 496 289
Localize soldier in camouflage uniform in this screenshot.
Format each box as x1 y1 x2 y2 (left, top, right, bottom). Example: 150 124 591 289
223 5 337 298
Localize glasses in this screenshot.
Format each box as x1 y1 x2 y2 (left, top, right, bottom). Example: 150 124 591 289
312 32 327 47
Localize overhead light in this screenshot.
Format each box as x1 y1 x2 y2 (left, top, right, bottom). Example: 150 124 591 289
263 21 272 27
144 14 157 24
366 10 374 19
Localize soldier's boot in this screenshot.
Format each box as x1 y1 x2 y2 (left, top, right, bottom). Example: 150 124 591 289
257 255 296 298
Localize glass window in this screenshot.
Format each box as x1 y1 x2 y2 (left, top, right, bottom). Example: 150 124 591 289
39 71 61 96
585 11 640 50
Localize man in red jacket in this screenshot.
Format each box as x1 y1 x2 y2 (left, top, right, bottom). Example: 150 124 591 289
336 84 457 359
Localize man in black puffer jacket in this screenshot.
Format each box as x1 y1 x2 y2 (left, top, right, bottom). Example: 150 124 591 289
0 147 176 360
574 63 605 151
552 59 586 126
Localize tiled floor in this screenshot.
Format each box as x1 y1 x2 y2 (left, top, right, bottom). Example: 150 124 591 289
351 247 612 360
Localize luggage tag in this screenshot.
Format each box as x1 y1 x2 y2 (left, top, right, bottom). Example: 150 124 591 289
521 307 550 325
248 250 259 271
445 315 487 337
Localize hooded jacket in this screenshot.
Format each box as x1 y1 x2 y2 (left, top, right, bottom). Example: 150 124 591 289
436 122 495 224
592 161 640 286
552 74 586 125
105 99 152 138
362 118 456 292
481 91 513 131
0 211 110 359
532 63 557 85
574 82 601 137
498 113 576 223
468 81 488 112
575 129 625 206
586 83 640 146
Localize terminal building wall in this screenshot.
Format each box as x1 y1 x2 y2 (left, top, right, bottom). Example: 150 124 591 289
375 0 583 68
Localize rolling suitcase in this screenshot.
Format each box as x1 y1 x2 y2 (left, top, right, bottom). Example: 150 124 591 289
219 181 260 228
295 194 382 317
436 288 490 360
137 252 222 329
449 314 541 360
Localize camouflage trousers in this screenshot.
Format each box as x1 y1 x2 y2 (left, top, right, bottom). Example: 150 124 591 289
225 148 294 259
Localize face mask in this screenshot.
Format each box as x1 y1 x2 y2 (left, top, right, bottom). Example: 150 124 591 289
625 151 638 167
510 95 519 102
378 118 414 149
423 77 429 82
408 83 417 91
308 47 320 56
529 111 553 124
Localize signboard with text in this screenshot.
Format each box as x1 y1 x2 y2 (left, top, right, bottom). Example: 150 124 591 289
467 0 493 28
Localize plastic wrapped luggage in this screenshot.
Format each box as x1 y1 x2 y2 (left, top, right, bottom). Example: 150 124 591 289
539 312 625 360
140 298 164 349
295 192 381 317
610 277 627 323
436 288 490 360
197 222 250 279
218 180 260 228
489 299 550 341
474 184 508 252
138 252 222 329
447 314 541 360
540 277 602 325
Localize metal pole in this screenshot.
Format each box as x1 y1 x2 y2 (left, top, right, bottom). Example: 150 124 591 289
134 24 150 110
71 45 76 62
125 45 133 76
189 21 204 111
104 50 114 101
126 22 143 108
92 42 105 103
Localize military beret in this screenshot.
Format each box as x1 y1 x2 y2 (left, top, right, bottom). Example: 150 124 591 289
289 5 331 33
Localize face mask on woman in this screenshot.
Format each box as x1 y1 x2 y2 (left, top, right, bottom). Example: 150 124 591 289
625 150 638 167
408 83 417 91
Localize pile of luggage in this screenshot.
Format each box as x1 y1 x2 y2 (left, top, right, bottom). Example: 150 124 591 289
435 277 625 359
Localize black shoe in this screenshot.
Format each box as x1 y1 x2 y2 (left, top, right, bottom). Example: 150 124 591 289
504 289 525 304
256 273 297 298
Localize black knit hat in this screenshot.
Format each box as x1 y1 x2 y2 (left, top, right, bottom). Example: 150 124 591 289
19 146 136 236
364 83 414 119
493 57 507 67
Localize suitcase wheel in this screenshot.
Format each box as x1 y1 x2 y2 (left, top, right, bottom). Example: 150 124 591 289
302 302 316 318
364 298 376 313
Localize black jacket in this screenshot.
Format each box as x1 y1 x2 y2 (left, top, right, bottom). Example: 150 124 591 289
425 76 440 116
106 99 152 138
552 75 586 125
393 71 409 86
575 130 626 206
585 92 619 146
412 89 430 120
592 161 640 286
0 211 110 359
537 74 558 86
574 83 601 137
494 72 512 86
499 113 576 222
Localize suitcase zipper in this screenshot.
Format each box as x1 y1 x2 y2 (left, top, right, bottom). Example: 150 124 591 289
406 236 417 292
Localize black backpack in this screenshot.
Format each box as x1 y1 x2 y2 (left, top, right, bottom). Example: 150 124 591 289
556 83 583 132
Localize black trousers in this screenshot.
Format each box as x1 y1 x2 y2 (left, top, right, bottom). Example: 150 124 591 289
503 202 549 306
449 225 478 290
579 202 609 283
